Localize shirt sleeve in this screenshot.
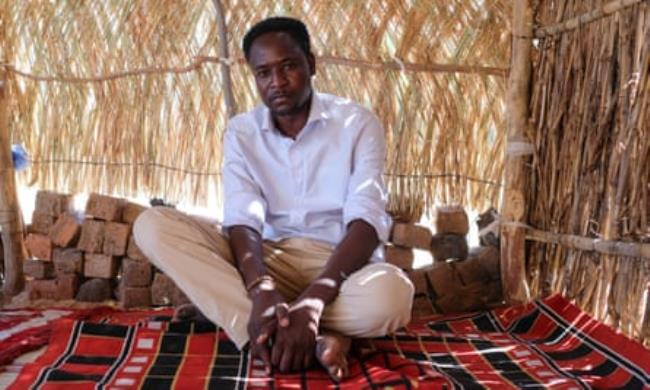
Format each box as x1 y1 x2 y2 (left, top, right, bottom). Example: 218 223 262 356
222 124 267 235
342 112 392 242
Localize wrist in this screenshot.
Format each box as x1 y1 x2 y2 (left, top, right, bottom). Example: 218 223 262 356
246 275 277 298
291 297 324 324
301 277 340 304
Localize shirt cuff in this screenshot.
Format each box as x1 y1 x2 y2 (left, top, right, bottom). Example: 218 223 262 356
223 194 266 236
343 205 391 243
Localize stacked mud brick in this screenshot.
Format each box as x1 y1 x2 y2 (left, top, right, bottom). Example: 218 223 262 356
384 222 432 271
24 191 189 309
404 205 502 317
24 191 79 301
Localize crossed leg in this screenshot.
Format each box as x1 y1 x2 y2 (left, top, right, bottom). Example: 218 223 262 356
134 207 414 378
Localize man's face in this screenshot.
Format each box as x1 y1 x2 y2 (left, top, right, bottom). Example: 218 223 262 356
248 32 315 116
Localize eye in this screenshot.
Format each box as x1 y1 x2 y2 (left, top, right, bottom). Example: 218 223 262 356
282 63 297 71
256 69 270 78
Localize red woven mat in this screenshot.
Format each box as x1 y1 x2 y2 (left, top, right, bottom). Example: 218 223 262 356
0 307 111 367
7 295 650 389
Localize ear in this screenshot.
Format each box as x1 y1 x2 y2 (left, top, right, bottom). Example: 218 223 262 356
307 53 316 76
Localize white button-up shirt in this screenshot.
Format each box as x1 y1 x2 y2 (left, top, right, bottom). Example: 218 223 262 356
222 92 391 260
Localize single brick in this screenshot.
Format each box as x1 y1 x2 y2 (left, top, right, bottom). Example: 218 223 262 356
486 280 503 304
52 248 84 275
23 260 54 279
151 273 175 306
76 278 113 302
391 223 432 249
84 254 119 279
27 279 58 300
425 262 461 298
434 205 469 235
127 236 147 261
468 246 500 281
119 284 152 308
85 193 125 221
25 233 53 260
49 213 81 247
77 220 105 253
430 234 468 261
35 190 72 217
103 222 130 256
384 244 414 270
56 273 80 300
477 208 500 247
453 258 490 286
406 269 429 295
30 212 56 235
121 258 152 287
122 202 147 225
435 282 490 313
411 295 435 317
172 286 191 307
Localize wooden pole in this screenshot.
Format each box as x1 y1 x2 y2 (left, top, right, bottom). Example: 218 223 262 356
2 55 509 81
317 55 508 77
526 228 650 259
534 0 642 38
212 0 237 119
500 0 533 304
0 64 26 296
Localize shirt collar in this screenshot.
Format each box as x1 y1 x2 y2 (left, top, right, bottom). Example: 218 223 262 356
261 91 329 133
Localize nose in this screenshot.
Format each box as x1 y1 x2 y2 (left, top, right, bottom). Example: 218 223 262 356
270 68 288 88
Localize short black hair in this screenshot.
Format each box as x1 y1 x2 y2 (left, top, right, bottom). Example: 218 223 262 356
242 17 311 61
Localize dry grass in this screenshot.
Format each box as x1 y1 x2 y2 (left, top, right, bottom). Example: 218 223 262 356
527 0 650 346
0 0 510 217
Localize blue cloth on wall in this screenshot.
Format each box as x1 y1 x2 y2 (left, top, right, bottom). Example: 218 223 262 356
11 144 29 171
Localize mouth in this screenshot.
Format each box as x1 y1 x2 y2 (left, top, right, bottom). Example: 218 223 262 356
270 93 290 103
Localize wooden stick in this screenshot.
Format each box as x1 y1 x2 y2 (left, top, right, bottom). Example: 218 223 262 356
0 67 26 296
0 54 509 83
534 0 642 38
211 0 237 118
318 55 508 77
500 0 533 304
1 59 206 83
526 229 650 259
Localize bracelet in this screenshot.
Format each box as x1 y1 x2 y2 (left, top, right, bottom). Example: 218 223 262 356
245 275 275 293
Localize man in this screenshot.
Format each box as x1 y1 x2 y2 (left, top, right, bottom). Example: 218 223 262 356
134 17 413 380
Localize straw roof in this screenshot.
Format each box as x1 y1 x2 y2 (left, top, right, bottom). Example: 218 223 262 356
0 0 511 218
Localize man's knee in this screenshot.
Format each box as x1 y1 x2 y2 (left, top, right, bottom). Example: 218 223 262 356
133 207 175 251
355 264 414 327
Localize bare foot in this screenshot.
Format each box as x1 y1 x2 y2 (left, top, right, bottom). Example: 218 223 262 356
172 303 210 322
316 332 352 382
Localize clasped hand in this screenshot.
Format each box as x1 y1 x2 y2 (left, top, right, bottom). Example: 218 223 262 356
248 291 324 373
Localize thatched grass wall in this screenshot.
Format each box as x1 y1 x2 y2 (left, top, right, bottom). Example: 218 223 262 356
0 0 511 219
527 0 650 346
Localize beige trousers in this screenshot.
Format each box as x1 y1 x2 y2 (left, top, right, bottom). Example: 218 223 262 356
133 207 414 349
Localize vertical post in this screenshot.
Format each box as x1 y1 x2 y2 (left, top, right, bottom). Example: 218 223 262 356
500 0 533 304
212 0 238 119
0 66 26 296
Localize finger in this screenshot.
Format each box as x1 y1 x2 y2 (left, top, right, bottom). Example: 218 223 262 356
280 349 293 373
256 321 277 345
255 345 273 374
293 352 304 372
275 303 290 328
303 352 313 370
271 341 282 368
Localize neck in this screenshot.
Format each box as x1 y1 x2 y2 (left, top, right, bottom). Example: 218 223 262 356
273 93 312 139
